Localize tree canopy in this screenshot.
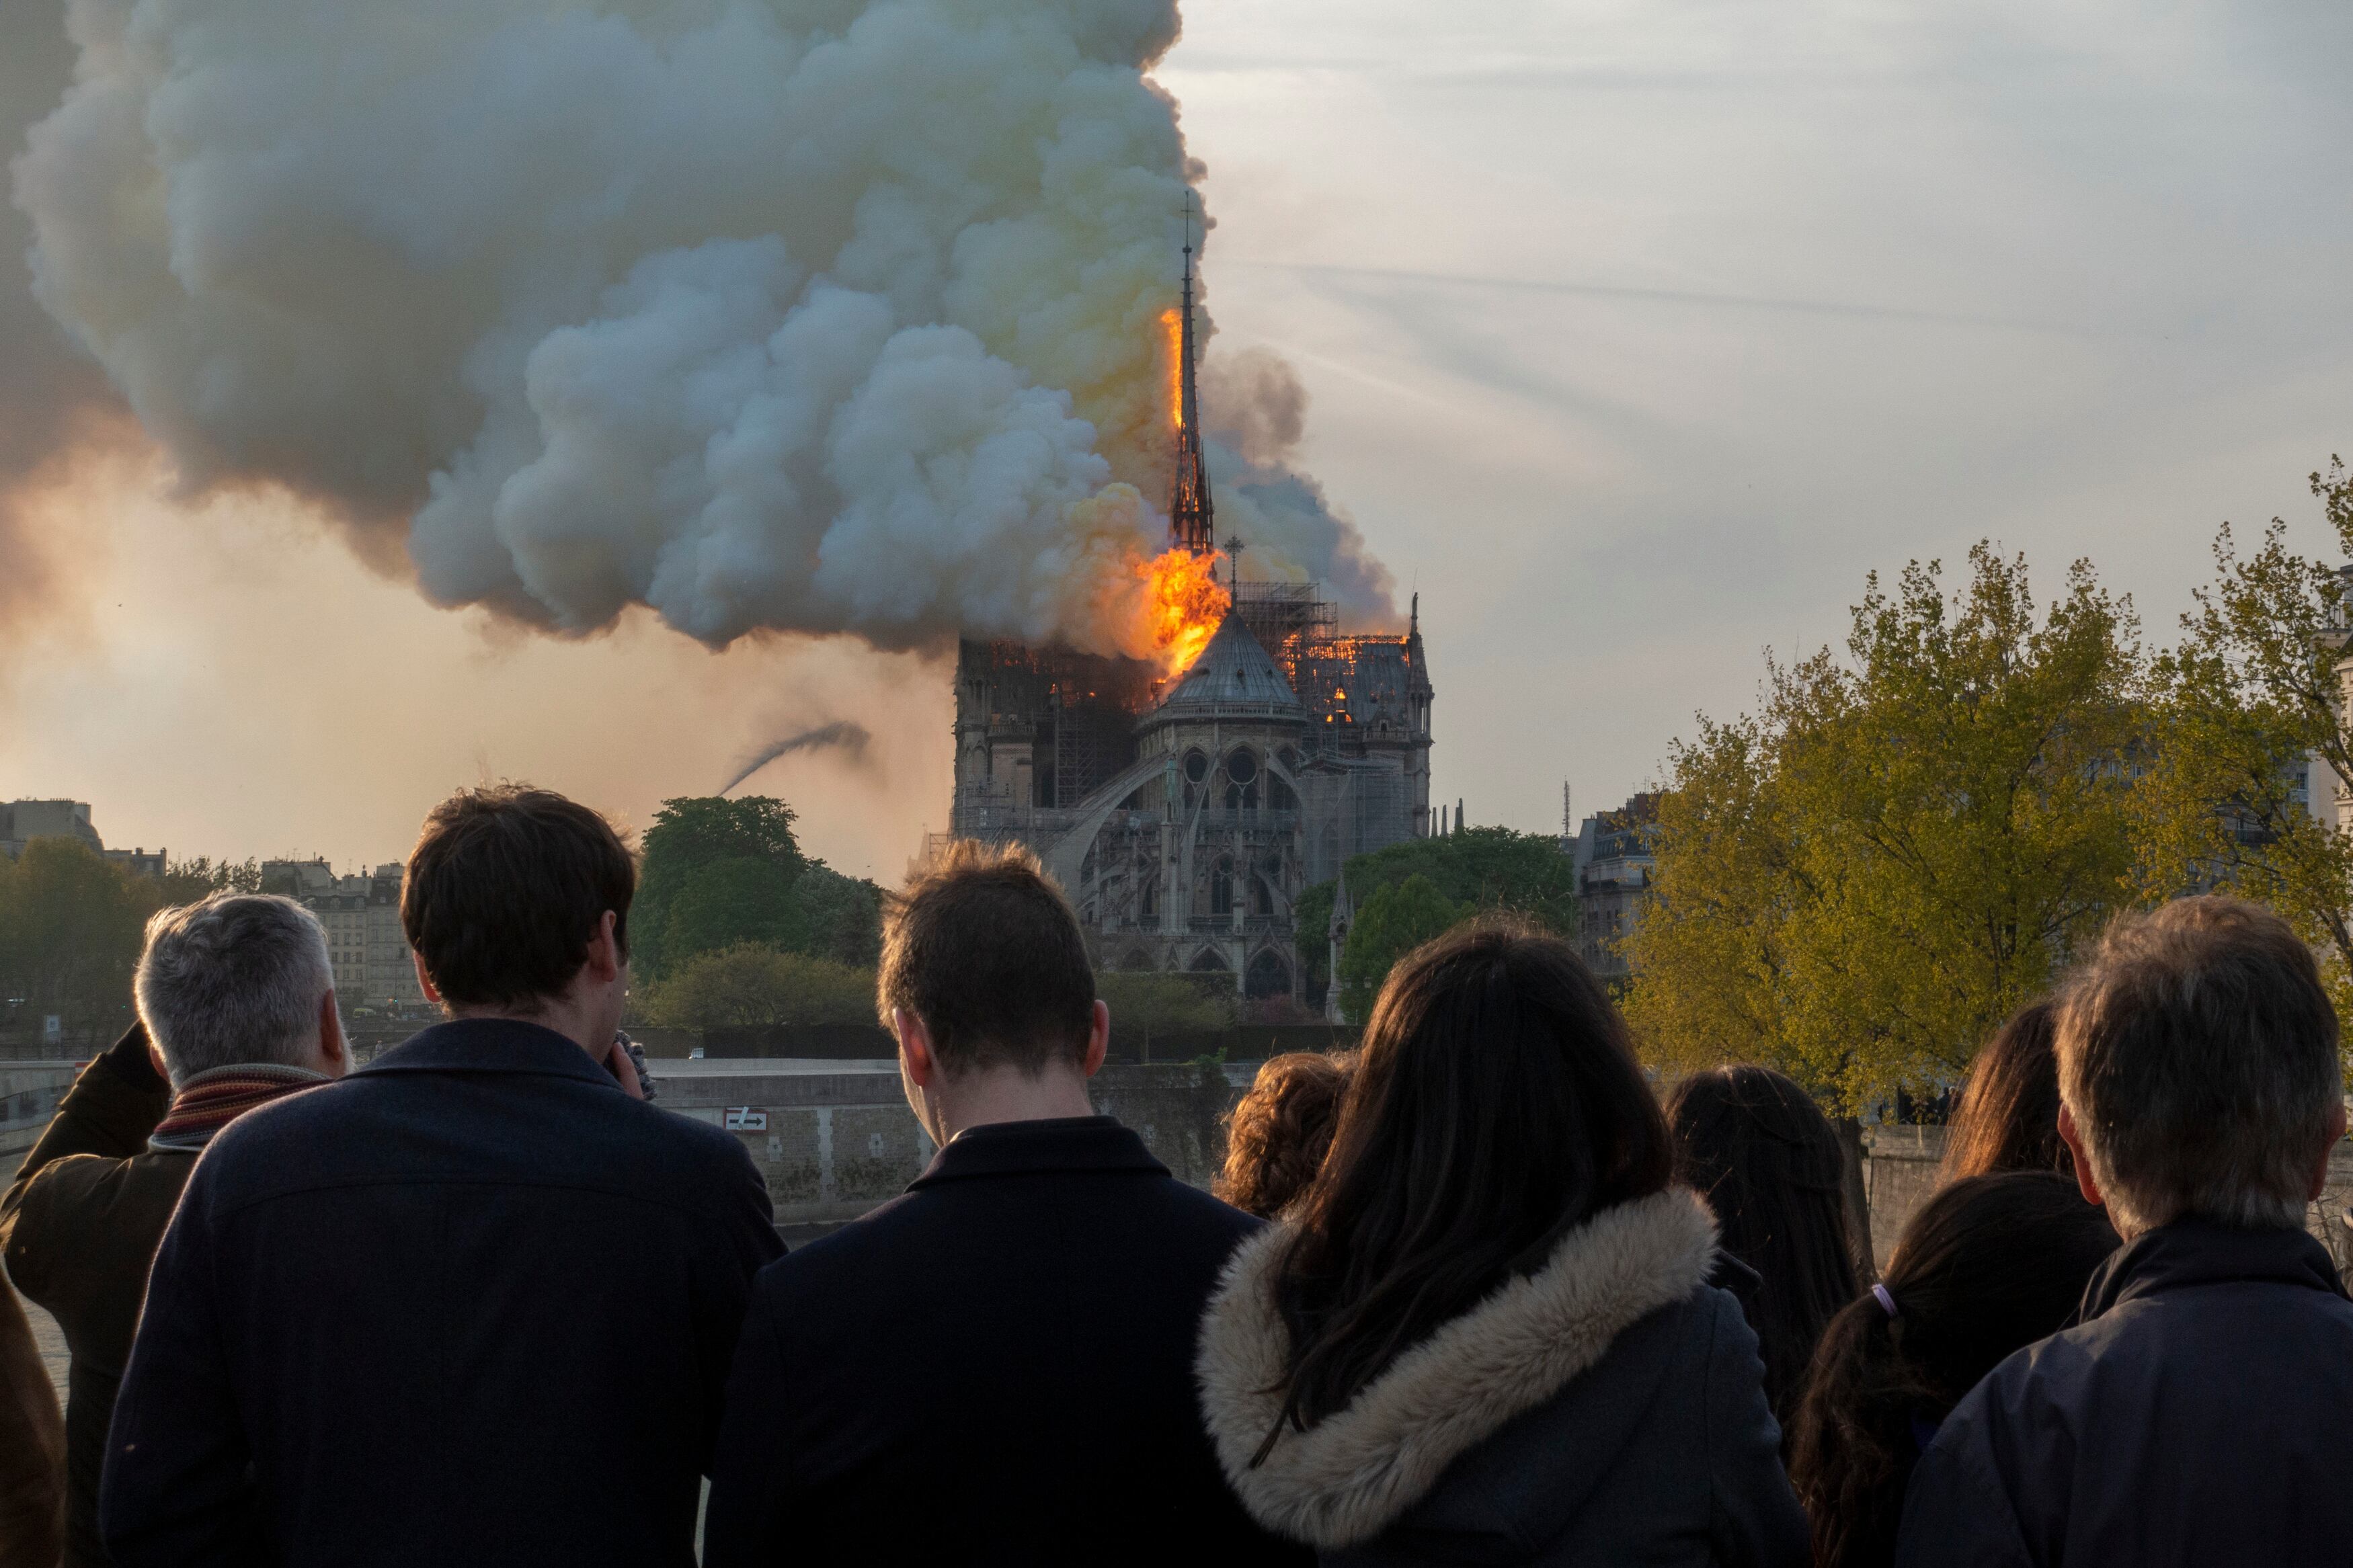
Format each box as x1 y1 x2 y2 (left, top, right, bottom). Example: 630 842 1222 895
1334 872 1474 1022
1295 826 1577 1015
2131 459 2353 1024
631 796 878 978
1623 544 2148 1112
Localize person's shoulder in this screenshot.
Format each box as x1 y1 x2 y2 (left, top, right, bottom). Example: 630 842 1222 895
1151 1173 1267 1239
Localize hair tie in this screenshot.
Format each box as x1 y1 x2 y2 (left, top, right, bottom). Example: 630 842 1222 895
1872 1283 1900 1319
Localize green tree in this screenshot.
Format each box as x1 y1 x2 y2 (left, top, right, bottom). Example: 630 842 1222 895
1095 969 1236 1047
1624 544 2148 1112
635 944 875 1028
1296 826 1577 1007
154 855 264 909
2132 459 2353 1038
0 838 149 1048
779 863 883 968
1336 872 1473 1022
633 796 809 977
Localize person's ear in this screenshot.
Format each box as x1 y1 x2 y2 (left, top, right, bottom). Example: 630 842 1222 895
585 910 623 984
317 990 350 1077
2057 1102 2104 1209
412 950 444 1006
2310 1100 2348 1202
1080 998 1109 1079
894 1007 937 1089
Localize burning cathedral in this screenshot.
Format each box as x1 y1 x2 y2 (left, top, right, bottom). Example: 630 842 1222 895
945 233 1435 1005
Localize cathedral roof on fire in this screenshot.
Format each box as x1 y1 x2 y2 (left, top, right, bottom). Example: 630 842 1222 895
1141 613 1306 729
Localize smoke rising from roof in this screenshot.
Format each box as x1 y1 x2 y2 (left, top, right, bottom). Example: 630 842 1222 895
721 720 875 794
11 0 1394 659
0 8 121 671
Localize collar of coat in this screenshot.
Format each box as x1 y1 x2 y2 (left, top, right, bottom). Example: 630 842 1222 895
1194 1186 1719 1551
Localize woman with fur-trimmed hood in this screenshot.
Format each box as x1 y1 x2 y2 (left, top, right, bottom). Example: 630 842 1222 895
1196 921 1809 1566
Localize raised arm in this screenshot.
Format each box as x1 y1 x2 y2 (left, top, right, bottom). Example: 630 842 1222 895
1 1026 171 1299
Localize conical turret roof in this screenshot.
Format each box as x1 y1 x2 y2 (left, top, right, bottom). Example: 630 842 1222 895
1141 614 1305 728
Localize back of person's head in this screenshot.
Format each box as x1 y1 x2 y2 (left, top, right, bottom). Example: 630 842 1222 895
2056 895 2340 1234
1219 1051 1355 1218
877 839 1093 1076
136 894 335 1087
401 784 635 1011
1663 1064 1857 1426
1789 1171 2119 1568
1269 919 1672 1435
1942 999 2070 1181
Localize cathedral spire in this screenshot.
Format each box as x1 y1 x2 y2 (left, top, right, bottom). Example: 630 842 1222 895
1170 191 1215 557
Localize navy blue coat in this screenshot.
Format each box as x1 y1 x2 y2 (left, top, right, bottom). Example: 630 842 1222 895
99 1020 783 1567
703 1116 1310 1567
1895 1218 2353 1567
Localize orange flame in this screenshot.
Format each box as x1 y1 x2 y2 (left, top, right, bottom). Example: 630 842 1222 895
1160 307 1184 431
1138 546 1228 673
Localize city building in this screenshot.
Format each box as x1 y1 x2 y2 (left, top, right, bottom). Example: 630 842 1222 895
1 798 164 876
940 233 1436 1001
1567 792 1660 983
262 859 430 1014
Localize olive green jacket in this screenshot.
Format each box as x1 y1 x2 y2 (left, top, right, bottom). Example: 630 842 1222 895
0 1028 183 1568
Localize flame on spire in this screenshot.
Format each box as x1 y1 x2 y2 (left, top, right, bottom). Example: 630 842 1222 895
1160 307 1185 431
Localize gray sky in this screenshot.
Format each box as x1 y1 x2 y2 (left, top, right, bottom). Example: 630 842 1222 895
3 0 2350 872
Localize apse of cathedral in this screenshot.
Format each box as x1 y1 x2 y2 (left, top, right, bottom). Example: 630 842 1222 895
944 225 1435 1004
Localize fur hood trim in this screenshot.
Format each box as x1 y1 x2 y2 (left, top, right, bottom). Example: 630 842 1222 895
1195 1187 1719 1549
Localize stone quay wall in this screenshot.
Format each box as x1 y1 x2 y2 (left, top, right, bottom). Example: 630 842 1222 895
1862 1122 2353 1278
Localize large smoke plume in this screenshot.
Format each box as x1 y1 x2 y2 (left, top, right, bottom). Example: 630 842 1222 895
0 7 118 660
12 0 1392 658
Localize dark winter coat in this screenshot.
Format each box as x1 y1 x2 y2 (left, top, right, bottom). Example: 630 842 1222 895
1894 1217 2353 1568
1196 1188 1810 1567
703 1116 1309 1567
99 1019 783 1568
0 1026 182 1568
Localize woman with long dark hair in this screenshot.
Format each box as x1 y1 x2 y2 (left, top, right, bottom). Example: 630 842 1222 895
1940 1000 2072 1182
1786 1171 2118 1568
1196 921 1807 1565
1665 1065 1859 1436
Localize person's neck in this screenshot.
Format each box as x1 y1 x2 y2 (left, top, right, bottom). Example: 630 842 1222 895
928 1065 1095 1145
444 998 608 1063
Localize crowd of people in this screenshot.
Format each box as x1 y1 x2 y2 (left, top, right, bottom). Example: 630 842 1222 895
0 781 2348 1567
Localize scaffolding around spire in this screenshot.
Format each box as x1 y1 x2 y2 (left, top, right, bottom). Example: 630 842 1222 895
1170 190 1215 557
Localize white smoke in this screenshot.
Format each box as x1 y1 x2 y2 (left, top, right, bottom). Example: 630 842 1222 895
13 0 1393 653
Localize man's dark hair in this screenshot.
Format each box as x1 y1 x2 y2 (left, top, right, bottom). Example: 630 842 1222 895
876 839 1093 1075
402 785 635 1010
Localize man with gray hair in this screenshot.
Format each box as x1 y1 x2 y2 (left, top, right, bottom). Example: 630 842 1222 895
1897 895 2353 1568
0 893 346 1568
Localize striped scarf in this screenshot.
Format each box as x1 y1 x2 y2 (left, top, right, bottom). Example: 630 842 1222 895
149 1062 331 1153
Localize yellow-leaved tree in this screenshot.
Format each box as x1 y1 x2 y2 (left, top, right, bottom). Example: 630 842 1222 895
2132 460 2353 1042
1625 544 2149 1113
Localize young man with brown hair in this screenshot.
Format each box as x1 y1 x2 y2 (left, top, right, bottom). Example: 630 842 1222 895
101 786 782 1567
703 840 1308 1566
